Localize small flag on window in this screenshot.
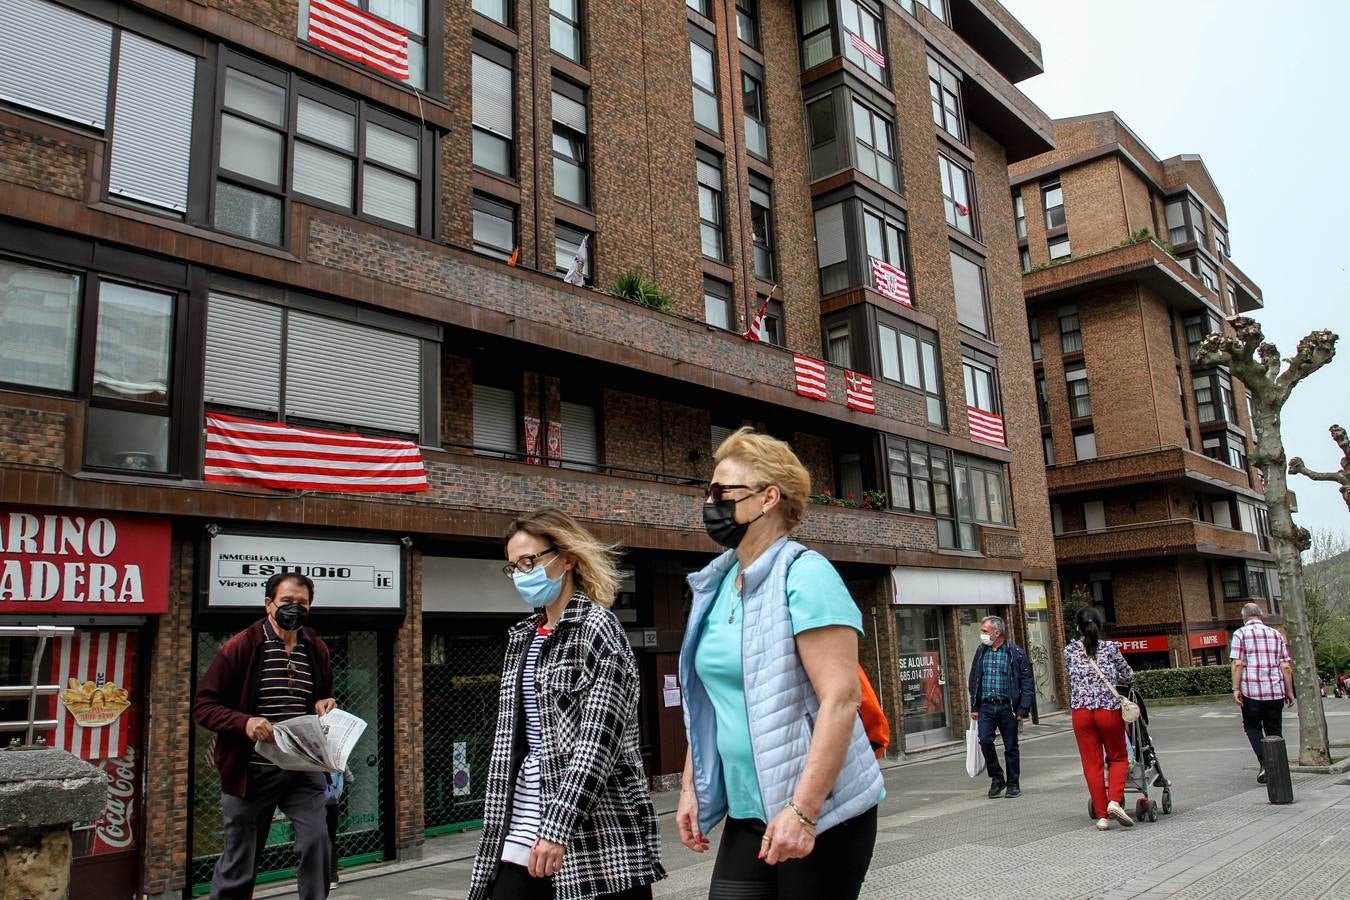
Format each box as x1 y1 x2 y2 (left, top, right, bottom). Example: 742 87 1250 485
506 247 520 267
307 0 410 81
870 257 912 307
845 371 876 414
849 32 887 69
563 236 588 285
967 406 1006 446
743 287 776 342
954 200 970 216
793 354 829 401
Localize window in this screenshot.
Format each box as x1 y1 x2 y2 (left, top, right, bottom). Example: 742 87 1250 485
1066 365 1091 418
1073 429 1097 460
1088 572 1115 623
552 79 589 207
1028 316 1041 360
928 56 962 140
1195 369 1236 424
473 0 510 25
300 0 428 89
560 399 599 471
1183 312 1220 360
1058 304 1082 353
815 198 910 298
0 259 81 391
1225 283 1237 316
549 0 583 63
750 176 776 281
1203 430 1247 470
939 155 975 235
805 93 839 179
950 250 989 336
1013 193 1026 239
1165 200 1186 245
799 0 834 70
472 193 516 260
760 298 784 346
1190 201 1207 245
703 277 733 330
962 352 999 414
472 43 514 178
887 438 940 517
1035 373 1049 424
1020 248 1032 273
697 152 726 261
877 318 943 426
742 64 769 159
838 452 864 500
1042 180 1065 230
948 452 1009 548
826 323 851 368
108 33 195 214
1083 500 1106 532
1043 434 1055 465
1 0 113 129
915 0 947 22
554 223 591 282
815 202 849 294
215 67 287 243
863 204 909 284
1214 224 1228 257
473 384 518 458
1221 564 1244 600
690 31 720 134
1190 256 1218 292
851 100 899 190
1051 503 1064 535
736 0 759 48
687 0 710 13
1048 236 1072 261
841 0 886 84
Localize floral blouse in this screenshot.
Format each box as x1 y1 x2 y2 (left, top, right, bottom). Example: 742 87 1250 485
1063 640 1135 710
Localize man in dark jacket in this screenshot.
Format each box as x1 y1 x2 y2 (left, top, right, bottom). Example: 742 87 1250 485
193 572 336 900
967 615 1034 799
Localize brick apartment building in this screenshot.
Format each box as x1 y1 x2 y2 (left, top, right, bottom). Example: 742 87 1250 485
0 0 1058 896
1010 112 1279 672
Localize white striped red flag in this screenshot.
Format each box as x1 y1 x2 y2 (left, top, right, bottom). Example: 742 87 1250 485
849 31 887 68
793 354 829 401
743 296 770 343
845 370 876 413
307 0 410 81
204 413 429 493
870 257 912 307
50 631 135 760
968 406 1006 446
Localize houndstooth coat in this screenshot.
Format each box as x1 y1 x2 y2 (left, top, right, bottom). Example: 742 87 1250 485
467 592 664 900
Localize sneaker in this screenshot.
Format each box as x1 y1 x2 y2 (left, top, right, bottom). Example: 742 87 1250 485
1106 800 1135 828
988 782 1006 799
1257 768 1267 784
1096 818 1111 831
1005 785 1021 798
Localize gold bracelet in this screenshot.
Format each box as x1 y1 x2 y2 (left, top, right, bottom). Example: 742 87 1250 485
786 800 817 830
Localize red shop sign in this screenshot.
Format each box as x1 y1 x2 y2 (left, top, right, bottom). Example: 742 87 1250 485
0 508 170 614
1189 631 1228 649
1118 635 1169 654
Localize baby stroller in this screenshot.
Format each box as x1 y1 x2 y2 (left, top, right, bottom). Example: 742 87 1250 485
1088 686 1173 823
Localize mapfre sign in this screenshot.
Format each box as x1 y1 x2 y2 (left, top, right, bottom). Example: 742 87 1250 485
0 509 171 614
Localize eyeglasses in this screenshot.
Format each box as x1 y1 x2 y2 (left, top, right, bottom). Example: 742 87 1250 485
502 548 558 578
705 482 762 503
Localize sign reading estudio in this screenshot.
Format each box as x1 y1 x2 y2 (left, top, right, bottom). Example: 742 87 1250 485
0 508 170 614
207 532 403 610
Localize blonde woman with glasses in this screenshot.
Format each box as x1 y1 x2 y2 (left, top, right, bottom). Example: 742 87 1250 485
467 507 664 900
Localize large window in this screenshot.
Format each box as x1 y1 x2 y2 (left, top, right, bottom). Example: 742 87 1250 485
814 197 910 298
928 56 962 140
939 155 975 236
963 352 999 415
703 277 733 330
1165 197 1208 247
554 223 591 282
806 93 839 179
736 0 760 48
760 297 784 346
799 0 834 70
750 176 776 281
826 323 851 368
472 193 515 260
877 317 943 426
886 437 1009 550
1042 180 1065 230
1066 365 1091 418
1048 235 1072 260
742 62 769 159
1058 304 1082 353
690 30 720 134
552 79 589 207
841 0 886 84
1073 429 1097 460
1088 572 1115 623
950 249 989 336
473 0 510 25
851 100 899 190
0 259 81 392
1183 312 1221 359
1195 369 1237 424
697 151 726 261
549 0 584 63
1202 430 1248 470
886 438 939 517
1028 315 1042 360
472 42 514 178
299 0 428 89
1014 193 1026 239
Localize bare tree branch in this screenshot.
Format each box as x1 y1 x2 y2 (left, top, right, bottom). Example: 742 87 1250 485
1289 424 1350 512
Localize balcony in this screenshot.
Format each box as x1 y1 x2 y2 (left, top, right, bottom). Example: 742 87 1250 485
948 0 1044 83
1046 446 1257 498
1022 239 1221 317
1220 255 1264 312
1055 518 1272 566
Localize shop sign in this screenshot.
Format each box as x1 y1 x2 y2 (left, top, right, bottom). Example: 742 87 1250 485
1118 635 1169 654
207 533 402 610
1023 581 1048 610
1188 631 1228 650
0 508 170 614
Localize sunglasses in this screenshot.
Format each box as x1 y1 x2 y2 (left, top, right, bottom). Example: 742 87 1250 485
502 548 558 578
705 482 763 503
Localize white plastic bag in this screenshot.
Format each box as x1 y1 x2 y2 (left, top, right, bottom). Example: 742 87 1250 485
965 722 986 778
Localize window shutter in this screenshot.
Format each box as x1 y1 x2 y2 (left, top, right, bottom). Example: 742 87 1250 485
108 33 196 212
472 54 513 137
204 293 283 412
710 425 734 455
285 312 422 435
552 92 587 133
560 401 598 471
814 204 847 268
473 385 518 456
0 0 112 128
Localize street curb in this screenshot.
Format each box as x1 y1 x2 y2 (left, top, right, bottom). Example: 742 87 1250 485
1143 694 1232 707
1289 755 1350 775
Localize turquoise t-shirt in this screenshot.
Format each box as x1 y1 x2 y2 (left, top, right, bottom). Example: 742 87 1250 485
693 554 864 822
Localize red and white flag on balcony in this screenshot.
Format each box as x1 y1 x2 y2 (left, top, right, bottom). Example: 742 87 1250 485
848 31 887 68
204 413 429 493
870 257 912 307
49 632 135 761
743 294 771 342
307 0 410 81
793 354 829 401
954 200 970 217
967 406 1006 446
845 370 876 413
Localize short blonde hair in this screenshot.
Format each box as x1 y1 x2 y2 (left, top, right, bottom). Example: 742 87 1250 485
714 427 811 530
505 507 623 607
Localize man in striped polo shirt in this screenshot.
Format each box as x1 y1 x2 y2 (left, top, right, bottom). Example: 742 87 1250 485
194 573 336 900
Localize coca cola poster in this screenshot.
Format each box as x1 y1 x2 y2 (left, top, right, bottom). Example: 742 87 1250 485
546 420 562 467
524 416 542 464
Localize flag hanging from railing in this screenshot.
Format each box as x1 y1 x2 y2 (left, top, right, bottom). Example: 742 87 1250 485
307 0 410 81
967 406 1006 446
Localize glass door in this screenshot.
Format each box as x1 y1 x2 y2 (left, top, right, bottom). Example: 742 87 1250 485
894 606 950 747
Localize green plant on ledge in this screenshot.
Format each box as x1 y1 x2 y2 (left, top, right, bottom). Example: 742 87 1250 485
861 489 888 510
611 270 673 312
809 489 888 510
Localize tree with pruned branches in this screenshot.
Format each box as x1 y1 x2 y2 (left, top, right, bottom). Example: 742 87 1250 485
1289 425 1350 513
1196 316 1338 765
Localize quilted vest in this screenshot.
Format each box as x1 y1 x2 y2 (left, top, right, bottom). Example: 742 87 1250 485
680 537 884 835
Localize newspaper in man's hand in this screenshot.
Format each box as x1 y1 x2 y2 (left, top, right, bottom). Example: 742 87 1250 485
254 709 368 773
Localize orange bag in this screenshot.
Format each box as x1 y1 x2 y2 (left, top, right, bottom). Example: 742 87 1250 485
858 664 890 758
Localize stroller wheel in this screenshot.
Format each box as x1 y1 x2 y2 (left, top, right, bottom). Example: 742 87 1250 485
1135 797 1150 822
1147 801 1159 823
1161 790 1172 815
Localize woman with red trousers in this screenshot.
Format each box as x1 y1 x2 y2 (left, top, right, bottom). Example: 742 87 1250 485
1064 606 1136 831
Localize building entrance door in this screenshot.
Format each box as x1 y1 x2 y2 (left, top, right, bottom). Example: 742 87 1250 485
894 606 950 748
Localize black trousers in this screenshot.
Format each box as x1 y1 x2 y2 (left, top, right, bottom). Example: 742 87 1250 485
489 863 653 900
707 806 878 900
1241 696 1285 765
212 767 330 900
977 701 1020 787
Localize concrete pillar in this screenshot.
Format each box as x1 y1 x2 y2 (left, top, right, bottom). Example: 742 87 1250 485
0 748 108 900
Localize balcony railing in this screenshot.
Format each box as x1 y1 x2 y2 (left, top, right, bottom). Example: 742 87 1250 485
1055 517 1271 564
1046 445 1256 497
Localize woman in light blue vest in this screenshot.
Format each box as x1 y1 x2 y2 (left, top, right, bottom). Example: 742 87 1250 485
676 428 884 899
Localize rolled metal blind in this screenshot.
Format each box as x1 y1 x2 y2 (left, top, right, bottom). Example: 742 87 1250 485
552 92 587 133
472 54 513 137
473 385 518 456
203 293 283 411
814 204 847 267
108 32 196 212
560 401 598 470
0 0 112 128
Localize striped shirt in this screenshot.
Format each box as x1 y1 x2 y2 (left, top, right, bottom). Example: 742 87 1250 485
1231 620 1290 701
251 617 316 766
502 627 550 865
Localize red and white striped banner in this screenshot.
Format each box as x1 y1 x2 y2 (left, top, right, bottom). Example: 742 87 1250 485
871 257 912 307
50 632 135 761
849 31 887 68
967 406 1006 446
307 0 410 81
845 370 876 413
205 413 429 493
793 354 829 401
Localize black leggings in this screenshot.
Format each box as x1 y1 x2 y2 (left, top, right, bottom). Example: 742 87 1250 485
708 806 878 900
489 863 654 900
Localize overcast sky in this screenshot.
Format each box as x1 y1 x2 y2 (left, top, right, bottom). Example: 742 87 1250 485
1001 0 1350 536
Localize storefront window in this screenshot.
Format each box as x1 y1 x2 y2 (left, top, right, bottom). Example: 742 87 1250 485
894 606 949 746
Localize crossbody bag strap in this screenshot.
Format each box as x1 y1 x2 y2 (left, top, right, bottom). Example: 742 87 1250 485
1081 643 1124 701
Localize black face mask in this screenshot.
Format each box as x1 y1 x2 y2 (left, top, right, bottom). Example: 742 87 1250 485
273 602 309 631
702 498 764 549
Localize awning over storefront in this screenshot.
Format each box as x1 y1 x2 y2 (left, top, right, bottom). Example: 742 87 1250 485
890 567 1014 607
